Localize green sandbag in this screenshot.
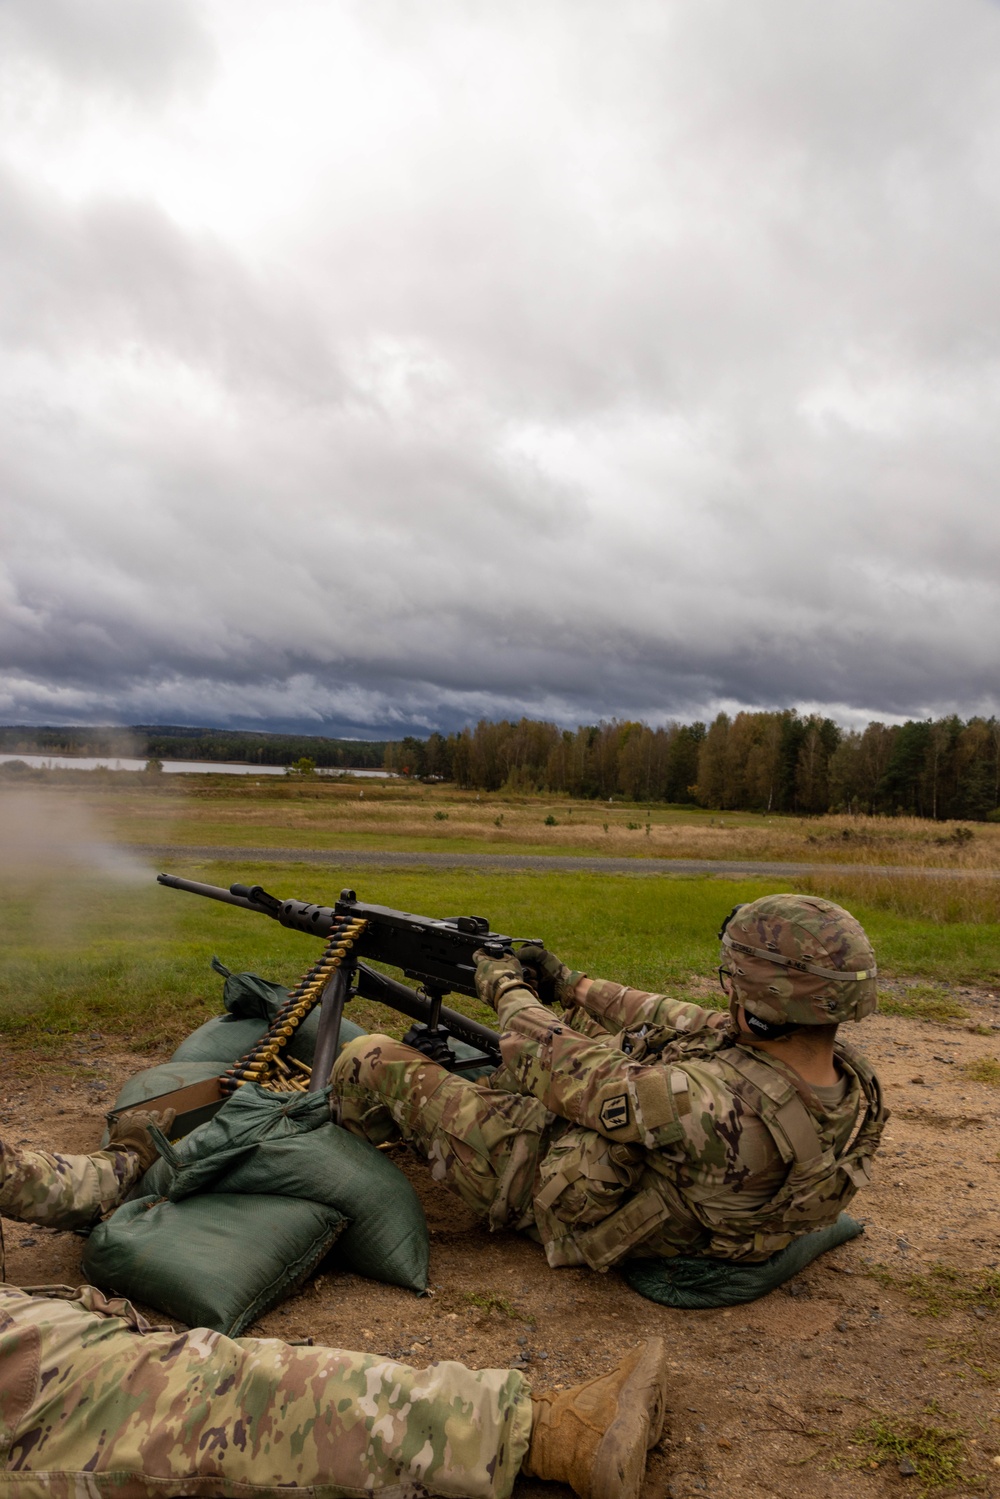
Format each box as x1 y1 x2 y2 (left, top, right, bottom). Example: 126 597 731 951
214 964 292 1019
83 1192 345 1336
199 1131 428 1291
171 1014 278 1064
623 1214 864 1309
151 1086 334 1198
129 1084 429 1294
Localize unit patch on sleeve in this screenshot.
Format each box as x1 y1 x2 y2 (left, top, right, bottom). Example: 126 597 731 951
599 1093 630 1131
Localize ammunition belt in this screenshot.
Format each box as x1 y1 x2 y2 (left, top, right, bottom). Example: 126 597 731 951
220 915 368 1094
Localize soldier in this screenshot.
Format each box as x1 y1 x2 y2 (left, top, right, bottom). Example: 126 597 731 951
331 893 886 1270
0 1117 667 1499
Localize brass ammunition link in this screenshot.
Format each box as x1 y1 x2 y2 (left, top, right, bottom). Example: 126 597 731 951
219 916 368 1095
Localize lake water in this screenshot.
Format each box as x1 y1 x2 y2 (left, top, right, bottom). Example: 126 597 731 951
0 754 393 778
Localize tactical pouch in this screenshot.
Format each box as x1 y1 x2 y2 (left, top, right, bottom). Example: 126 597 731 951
573 1188 674 1272
532 1128 673 1270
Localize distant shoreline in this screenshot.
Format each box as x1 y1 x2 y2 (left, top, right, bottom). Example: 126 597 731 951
0 753 394 778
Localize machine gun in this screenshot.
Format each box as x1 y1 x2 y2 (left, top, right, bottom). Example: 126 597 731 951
143 874 541 1132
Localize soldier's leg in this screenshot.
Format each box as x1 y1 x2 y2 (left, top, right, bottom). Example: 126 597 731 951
0 1285 531 1499
331 1035 549 1226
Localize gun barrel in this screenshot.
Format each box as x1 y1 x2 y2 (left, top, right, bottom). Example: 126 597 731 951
157 873 267 912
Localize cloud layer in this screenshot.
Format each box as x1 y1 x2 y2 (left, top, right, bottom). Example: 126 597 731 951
2 0 999 735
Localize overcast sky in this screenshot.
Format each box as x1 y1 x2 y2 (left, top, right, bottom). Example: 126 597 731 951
1 0 998 739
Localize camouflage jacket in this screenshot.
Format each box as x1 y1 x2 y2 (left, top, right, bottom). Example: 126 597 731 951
495 978 886 1269
0 1138 142 1283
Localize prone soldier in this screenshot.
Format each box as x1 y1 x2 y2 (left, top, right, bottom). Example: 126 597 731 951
330 893 887 1270
0 1116 667 1499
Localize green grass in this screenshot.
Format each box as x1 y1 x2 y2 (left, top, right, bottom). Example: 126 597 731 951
962 1057 1000 1085
2 860 998 1051
464 1291 533 1322
850 1412 967 1492
878 987 970 1023
865 1262 1000 1317
0 863 737 1050
800 876 1000 981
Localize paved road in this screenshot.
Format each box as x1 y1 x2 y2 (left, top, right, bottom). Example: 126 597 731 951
139 845 1000 880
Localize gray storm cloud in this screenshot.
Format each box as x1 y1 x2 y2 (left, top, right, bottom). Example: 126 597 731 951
0 0 998 736
0 0 216 104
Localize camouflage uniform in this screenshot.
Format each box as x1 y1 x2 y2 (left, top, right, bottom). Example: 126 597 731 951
0 1137 531 1498
0 1139 143 1238
332 976 885 1271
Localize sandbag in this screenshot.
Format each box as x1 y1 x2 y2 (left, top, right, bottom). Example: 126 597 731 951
115 1083 430 1295
171 1014 280 1064
623 1214 864 1309
83 1192 345 1336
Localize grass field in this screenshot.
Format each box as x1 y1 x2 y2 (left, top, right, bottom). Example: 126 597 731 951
1 777 997 1052
3 772 1000 867
2 854 997 1054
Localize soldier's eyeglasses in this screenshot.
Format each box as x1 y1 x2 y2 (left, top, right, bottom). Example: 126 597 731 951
717 965 732 995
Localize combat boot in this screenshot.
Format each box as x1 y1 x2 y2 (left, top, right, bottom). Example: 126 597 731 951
523 1336 668 1499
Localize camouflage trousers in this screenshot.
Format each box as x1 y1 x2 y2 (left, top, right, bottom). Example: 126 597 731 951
0 1144 141 1236
330 1037 551 1230
0 1284 531 1499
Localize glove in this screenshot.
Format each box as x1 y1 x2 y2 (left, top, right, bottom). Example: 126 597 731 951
473 949 525 1012
106 1108 177 1174
516 944 587 1007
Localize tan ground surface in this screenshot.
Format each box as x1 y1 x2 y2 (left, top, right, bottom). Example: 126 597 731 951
3 988 1000 1499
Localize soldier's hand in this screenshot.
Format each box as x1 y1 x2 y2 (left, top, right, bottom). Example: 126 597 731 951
106 1108 177 1174
517 944 587 1007
473 949 526 1012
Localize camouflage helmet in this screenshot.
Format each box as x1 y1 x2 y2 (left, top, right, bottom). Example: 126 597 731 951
719 893 877 1025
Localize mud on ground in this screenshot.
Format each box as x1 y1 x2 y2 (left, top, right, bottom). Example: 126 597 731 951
3 987 1000 1499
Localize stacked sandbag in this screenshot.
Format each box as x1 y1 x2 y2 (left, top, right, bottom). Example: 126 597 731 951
85 1084 430 1333
87 963 431 1332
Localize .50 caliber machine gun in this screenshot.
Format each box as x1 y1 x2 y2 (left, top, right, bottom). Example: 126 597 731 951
135 874 541 1133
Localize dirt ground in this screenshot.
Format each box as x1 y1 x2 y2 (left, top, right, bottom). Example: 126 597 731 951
3 988 1000 1499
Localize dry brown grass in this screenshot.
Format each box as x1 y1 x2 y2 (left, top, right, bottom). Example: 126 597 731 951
799 870 1000 925
179 799 1000 869
5 779 1000 871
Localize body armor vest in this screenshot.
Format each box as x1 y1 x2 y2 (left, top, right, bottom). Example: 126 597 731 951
531 1030 886 1269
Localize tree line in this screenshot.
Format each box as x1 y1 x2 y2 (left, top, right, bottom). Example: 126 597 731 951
4 714 997 817
383 712 1000 819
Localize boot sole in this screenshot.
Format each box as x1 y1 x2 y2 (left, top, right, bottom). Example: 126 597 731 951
590 1337 669 1499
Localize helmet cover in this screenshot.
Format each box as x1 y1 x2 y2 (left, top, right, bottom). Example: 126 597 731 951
719 893 877 1025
